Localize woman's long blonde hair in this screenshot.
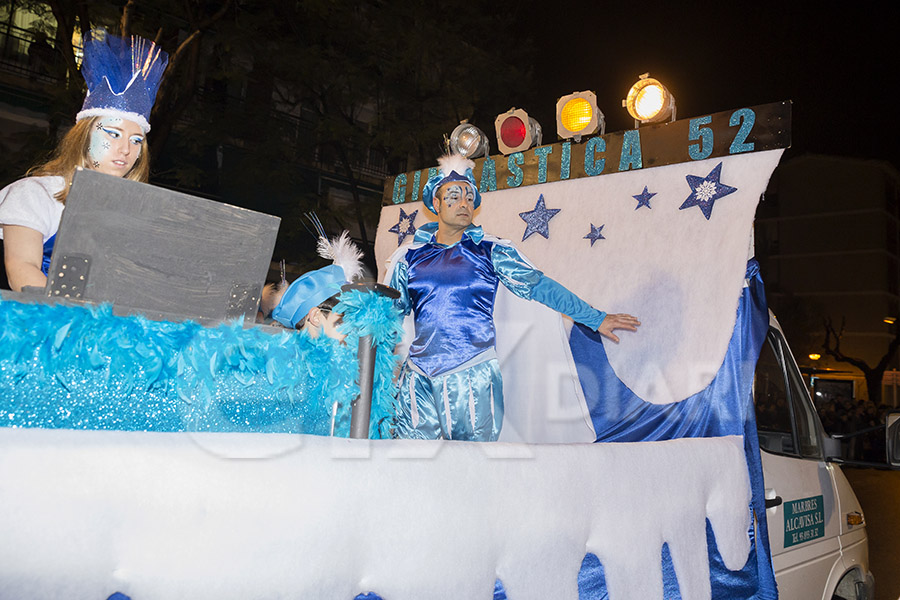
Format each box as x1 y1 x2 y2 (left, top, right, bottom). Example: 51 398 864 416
27 116 150 204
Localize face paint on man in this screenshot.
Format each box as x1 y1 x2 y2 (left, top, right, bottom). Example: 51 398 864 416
440 182 475 208
433 181 476 243
88 117 144 177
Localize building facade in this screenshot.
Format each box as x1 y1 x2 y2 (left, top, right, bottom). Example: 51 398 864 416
756 153 900 407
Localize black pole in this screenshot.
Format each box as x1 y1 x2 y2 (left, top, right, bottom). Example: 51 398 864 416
343 281 400 439
350 334 375 438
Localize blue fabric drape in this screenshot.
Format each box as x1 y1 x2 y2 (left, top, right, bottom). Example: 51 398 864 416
569 259 776 599
41 233 55 275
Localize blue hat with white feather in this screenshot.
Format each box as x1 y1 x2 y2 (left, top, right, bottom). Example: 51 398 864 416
421 153 482 214
270 232 364 329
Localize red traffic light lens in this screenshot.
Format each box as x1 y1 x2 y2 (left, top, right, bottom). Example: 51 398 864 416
499 116 526 149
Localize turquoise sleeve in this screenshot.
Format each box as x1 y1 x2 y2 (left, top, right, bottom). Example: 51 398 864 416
532 276 607 329
389 259 412 317
491 243 606 329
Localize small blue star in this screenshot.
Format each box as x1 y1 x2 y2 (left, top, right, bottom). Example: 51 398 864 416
632 186 656 210
679 162 737 220
519 194 560 241
584 224 605 246
388 207 418 245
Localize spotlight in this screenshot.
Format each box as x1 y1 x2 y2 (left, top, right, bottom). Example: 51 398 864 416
449 120 490 159
623 73 676 125
494 108 542 155
556 91 604 142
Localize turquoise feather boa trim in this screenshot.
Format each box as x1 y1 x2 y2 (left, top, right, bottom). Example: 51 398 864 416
0 290 402 438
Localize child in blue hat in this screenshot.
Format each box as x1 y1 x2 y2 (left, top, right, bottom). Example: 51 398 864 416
262 232 364 341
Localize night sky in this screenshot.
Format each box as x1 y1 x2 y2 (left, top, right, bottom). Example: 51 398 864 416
514 3 897 168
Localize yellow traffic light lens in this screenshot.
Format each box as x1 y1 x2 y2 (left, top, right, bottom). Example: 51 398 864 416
633 84 665 120
561 98 594 133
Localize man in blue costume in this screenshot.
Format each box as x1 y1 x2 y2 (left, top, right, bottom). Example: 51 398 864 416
387 153 640 441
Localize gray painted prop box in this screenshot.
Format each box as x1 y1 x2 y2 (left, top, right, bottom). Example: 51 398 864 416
42 169 280 324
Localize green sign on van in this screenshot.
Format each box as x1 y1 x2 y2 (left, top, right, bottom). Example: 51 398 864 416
784 495 825 548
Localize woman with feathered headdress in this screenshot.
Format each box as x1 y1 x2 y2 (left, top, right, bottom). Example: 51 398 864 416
0 30 167 291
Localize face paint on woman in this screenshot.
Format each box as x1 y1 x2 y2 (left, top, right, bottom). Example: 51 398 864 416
88 117 144 177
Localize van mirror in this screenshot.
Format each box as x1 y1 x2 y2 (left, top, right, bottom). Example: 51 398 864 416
822 435 842 460
887 411 900 467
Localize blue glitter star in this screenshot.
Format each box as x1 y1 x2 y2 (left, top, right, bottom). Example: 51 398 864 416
679 162 737 220
388 207 418 245
632 186 656 210
584 224 605 246
519 194 560 241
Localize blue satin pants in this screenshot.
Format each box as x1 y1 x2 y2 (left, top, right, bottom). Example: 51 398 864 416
396 358 504 441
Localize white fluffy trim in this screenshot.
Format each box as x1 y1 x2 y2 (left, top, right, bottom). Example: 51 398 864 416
318 231 364 282
437 153 475 178
76 108 151 133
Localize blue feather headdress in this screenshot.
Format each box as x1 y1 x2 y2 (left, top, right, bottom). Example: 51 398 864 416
76 30 168 133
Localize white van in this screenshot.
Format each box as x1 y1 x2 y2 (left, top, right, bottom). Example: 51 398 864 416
756 314 875 599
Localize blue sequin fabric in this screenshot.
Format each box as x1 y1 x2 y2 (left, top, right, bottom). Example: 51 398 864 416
0 289 402 438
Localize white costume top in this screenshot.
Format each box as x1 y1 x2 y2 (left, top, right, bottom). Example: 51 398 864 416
0 176 66 242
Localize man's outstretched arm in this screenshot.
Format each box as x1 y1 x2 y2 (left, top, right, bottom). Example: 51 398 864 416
491 242 639 341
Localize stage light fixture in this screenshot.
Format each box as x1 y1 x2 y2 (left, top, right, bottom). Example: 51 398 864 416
494 108 542 155
556 91 604 142
449 121 490 159
623 73 676 125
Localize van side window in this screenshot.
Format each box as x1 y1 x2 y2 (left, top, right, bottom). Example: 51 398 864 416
754 328 823 459
755 333 794 454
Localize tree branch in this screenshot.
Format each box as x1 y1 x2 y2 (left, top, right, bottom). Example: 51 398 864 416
119 0 135 37
822 317 873 375
167 0 231 74
875 322 900 372
75 0 90 40
46 0 79 83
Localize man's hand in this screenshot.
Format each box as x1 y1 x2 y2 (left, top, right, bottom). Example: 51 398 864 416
597 313 640 343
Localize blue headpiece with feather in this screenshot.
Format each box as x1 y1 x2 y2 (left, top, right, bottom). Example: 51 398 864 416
420 153 482 214
77 30 168 133
270 216 365 329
